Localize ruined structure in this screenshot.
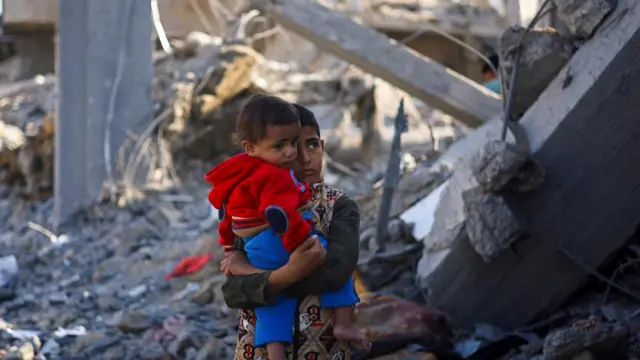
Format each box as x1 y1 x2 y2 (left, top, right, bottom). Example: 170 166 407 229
410 0 638 328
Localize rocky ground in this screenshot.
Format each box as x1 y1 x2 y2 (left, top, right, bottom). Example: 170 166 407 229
0 167 241 359
3 155 640 360
3 129 640 360
3 4 640 356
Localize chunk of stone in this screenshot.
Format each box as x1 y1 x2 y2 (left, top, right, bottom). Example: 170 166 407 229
543 322 629 359
195 337 226 360
116 311 154 334
462 187 524 262
470 140 529 193
500 26 575 118
553 0 618 39
190 274 226 305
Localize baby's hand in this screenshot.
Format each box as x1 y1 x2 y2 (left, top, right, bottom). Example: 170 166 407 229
220 255 232 275
220 251 260 276
287 236 326 277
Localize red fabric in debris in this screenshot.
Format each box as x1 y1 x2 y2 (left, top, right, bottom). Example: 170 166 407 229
165 255 213 280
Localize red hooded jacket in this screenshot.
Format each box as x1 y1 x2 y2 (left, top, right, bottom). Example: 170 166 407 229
205 153 313 252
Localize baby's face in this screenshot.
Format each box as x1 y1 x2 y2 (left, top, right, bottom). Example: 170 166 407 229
246 123 300 169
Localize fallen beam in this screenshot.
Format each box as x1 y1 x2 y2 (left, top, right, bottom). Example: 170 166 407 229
259 0 502 127
420 0 640 328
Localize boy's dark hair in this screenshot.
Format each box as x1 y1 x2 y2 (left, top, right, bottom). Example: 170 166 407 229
482 53 500 75
237 94 299 142
292 103 320 136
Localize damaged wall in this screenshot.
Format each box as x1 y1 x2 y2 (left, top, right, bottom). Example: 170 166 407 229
410 0 640 329
0 30 55 84
1 0 501 84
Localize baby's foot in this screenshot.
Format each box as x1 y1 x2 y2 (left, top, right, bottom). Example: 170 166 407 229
333 324 372 352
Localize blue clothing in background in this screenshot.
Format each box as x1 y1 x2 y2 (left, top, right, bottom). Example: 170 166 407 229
483 78 502 95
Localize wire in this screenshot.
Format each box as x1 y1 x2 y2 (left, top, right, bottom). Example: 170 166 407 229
500 51 520 141
398 22 500 86
559 245 640 303
499 0 552 143
205 0 230 39
189 0 216 35
151 0 172 54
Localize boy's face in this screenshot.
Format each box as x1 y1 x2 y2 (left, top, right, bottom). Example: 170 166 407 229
293 126 324 184
243 123 300 169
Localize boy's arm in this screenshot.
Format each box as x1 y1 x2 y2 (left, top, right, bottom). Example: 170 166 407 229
222 195 361 307
222 239 308 309
258 169 312 252
222 239 275 308
283 195 360 296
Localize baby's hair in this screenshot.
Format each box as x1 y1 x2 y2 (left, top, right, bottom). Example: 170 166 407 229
292 103 320 137
237 94 299 142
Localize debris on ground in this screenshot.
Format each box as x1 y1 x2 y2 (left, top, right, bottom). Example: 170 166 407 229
1 0 640 359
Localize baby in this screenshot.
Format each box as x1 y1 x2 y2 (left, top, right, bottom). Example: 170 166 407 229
206 95 368 360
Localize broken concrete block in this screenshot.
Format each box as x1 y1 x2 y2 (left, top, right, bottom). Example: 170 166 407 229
462 187 524 262
470 139 529 193
421 179 468 253
500 26 575 118
543 322 629 359
414 0 640 328
411 120 508 285
553 0 617 39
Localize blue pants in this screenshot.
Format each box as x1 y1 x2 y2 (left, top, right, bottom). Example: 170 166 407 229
243 212 359 346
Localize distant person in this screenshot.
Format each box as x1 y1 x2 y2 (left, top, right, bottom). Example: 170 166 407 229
482 53 501 95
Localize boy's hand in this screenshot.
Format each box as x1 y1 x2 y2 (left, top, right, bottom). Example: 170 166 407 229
286 236 326 278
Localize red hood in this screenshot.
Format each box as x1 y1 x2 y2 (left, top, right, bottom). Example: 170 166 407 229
205 153 264 208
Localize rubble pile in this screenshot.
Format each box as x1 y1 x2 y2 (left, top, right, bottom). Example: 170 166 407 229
0 76 55 201
414 0 631 309
0 180 237 359
0 29 464 360
389 0 640 358
0 29 465 201
1 0 640 359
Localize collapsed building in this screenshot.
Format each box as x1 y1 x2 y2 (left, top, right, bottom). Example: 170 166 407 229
1 0 640 359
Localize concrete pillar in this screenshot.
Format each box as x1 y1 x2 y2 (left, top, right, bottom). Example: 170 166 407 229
54 0 153 226
504 0 522 26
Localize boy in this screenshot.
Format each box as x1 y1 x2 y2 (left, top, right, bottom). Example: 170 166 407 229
206 95 368 360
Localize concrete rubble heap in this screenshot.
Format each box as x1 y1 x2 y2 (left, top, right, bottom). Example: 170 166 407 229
0 1 469 358
407 0 640 355
1 0 640 359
